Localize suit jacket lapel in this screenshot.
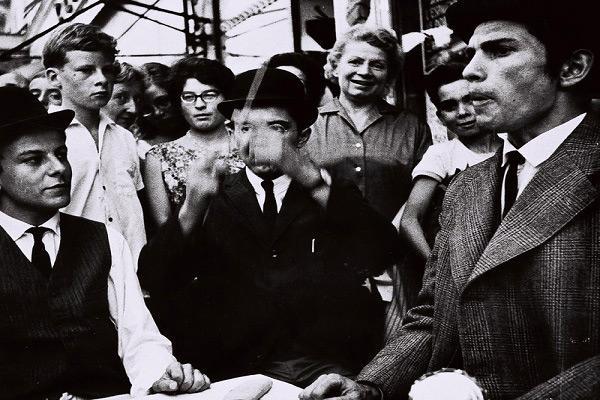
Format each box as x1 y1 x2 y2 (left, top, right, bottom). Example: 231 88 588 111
450 150 503 290
222 171 271 247
467 114 600 286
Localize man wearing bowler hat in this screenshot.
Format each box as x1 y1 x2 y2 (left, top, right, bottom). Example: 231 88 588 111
138 68 398 387
300 0 600 399
0 87 209 398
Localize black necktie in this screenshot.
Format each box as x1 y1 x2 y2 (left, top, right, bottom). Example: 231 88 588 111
26 227 52 278
261 180 277 231
503 150 526 217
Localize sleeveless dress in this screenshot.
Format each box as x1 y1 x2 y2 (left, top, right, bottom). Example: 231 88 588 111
147 141 245 209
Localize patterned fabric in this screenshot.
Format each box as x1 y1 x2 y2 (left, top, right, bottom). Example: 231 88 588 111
148 141 245 208
358 114 600 400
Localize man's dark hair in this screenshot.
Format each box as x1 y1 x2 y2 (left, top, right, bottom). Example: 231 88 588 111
426 62 467 107
267 52 327 108
42 23 118 68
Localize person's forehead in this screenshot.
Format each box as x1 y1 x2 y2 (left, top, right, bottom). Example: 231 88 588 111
6 129 66 153
63 50 114 66
182 78 219 92
438 79 469 102
342 40 387 60
114 81 142 93
231 105 294 122
468 20 543 49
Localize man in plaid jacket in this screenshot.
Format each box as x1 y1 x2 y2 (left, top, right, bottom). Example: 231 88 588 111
299 0 600 399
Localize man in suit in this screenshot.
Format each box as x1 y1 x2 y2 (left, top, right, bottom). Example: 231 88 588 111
300 0 600 399
0 87 209 398
138 68 398 387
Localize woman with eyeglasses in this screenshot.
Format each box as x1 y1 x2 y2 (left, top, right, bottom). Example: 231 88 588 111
143 56 244 228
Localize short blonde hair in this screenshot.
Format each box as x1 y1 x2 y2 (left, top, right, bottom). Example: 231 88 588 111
324 24 402 85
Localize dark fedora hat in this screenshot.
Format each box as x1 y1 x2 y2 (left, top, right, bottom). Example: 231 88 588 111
0 86 74 136
217 67 318 130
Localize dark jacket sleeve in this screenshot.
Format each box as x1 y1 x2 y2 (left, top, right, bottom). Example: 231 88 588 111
137 214 209 297
323 176 400 279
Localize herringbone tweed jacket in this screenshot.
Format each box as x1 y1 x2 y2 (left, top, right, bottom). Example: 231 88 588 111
358 114 600 399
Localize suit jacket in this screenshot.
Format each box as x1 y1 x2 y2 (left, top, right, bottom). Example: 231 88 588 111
359 114 600 399
139 171 398 380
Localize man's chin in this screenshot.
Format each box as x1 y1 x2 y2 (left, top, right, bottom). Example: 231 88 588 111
248 164 283 180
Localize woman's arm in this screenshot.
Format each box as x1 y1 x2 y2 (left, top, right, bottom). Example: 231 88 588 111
399 176 439 261
142 152 172 228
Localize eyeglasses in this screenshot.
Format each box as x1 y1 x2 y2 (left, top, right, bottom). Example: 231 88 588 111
181 90 221 104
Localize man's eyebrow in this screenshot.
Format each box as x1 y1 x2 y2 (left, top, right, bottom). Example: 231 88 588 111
474 37 519 49
17 149 43 157
268 119 291 126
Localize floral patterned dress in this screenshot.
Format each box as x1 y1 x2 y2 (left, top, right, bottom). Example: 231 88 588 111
148 141 245 208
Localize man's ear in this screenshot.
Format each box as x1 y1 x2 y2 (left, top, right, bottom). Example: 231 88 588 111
45 68 62 90
224 120 234 135
559 49 594 88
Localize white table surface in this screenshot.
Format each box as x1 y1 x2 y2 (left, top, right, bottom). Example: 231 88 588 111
100 374 301 400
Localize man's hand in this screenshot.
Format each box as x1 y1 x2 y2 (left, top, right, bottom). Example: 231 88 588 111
299 374 381 400
184 151 228 206
151 361 210 394
179 151 228 235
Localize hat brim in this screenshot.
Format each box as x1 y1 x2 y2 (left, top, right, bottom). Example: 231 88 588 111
0 109 75 136
218 97 318 130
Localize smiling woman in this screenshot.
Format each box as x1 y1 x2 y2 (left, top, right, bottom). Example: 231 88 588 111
306 24 433 339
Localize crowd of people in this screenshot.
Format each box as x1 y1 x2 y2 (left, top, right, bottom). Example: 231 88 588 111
0 0 599 398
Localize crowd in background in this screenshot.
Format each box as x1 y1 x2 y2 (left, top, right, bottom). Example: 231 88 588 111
2 0 599 397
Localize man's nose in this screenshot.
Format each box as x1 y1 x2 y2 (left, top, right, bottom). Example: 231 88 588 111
124 98 137 113
48 155 67 175
462 53 485 82
356 62 371 75
194 97 207 109
457 101 472 116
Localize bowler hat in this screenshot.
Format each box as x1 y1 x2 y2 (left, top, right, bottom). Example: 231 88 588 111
217 68 318 130
0 86 74 136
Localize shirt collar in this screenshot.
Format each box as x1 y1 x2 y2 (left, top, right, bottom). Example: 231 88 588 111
49 104 114 140
244 167 292 195
319 97 396 115
499 113 586 167
0 211 60 241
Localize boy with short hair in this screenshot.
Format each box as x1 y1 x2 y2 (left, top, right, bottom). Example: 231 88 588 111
400 62 501 260
44 23 146 263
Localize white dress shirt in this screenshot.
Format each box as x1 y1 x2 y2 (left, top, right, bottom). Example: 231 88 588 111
245 168 292 212
499 113 586 214
0 211 176 396
55 108 147 266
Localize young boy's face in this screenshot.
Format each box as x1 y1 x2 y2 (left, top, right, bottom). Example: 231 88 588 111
436 79 481 138
49 50 117 112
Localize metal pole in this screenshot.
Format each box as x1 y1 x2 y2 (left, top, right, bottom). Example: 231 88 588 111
212 0 222 61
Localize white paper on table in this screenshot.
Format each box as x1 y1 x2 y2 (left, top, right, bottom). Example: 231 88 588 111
98 374 302 400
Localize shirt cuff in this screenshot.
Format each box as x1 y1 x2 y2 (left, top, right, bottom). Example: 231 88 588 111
129 350 177 396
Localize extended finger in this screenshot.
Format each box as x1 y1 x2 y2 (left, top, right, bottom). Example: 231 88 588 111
179 363 194 392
